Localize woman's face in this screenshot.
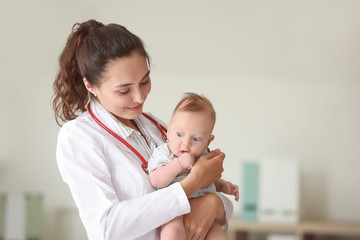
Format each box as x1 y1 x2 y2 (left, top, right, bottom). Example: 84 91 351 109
86 52 151 126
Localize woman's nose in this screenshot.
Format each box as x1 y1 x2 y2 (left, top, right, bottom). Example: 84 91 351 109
133 87 145 103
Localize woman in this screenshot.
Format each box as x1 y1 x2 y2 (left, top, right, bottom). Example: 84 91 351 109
53 19 232 240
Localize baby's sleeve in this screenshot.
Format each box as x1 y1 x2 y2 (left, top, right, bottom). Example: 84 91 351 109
147 143 172 173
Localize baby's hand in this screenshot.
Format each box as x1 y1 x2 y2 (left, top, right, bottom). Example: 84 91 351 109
178 152 195 169
215 180 239 201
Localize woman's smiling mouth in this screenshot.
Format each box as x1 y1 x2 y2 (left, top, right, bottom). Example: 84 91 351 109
128 104 143 111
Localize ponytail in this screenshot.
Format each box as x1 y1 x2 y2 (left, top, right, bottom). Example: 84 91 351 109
52 20 149 126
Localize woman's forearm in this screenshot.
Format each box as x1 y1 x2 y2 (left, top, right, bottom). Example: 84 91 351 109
179 172 199 197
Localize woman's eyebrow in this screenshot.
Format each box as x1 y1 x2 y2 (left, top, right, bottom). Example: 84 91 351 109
114 70 150 89
115 83 132 88
141 70 150 80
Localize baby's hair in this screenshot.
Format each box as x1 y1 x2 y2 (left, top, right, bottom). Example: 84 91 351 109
173 92 216 121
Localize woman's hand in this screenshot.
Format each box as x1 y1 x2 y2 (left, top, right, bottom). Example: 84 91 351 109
180 149 225 197
183 194 225 240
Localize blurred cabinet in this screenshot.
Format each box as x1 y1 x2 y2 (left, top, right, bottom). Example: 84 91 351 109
0 193 43 240
241 158 299 223
229 218 360 240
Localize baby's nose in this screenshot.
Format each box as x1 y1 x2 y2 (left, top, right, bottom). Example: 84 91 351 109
182 139 190 148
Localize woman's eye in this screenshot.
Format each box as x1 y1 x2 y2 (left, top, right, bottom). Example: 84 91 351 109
193 137 200 142
141 78 150 85
177 132 183 137
118 89 130 95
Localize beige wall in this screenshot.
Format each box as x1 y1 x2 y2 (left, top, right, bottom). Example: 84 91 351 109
0 0 359 239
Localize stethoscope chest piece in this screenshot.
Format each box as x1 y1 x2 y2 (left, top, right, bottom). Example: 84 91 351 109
142 164 148 174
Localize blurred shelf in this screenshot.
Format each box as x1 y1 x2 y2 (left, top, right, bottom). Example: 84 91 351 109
229 218 360 240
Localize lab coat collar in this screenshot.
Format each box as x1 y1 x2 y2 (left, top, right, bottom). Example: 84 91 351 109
88 100 155 160
90 99 134 140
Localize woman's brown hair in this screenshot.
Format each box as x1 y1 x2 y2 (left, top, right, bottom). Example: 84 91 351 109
52 19 150 126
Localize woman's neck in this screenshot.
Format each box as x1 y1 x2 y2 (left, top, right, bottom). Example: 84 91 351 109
119 118 140 132
128 119 141 132
119 117 150 147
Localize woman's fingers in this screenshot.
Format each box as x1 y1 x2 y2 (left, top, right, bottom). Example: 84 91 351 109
180 149 225 197
190 150 225 188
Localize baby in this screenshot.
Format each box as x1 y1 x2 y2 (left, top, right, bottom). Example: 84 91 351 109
148 92 239 240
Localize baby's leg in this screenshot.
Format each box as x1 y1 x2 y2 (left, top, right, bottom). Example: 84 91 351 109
205 222 227 240
160 215 186 240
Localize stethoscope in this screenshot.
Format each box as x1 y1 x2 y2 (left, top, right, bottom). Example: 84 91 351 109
87 104 167 174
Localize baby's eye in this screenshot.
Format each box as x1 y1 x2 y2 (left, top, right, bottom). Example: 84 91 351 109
193 137 201 142
177 132 183 137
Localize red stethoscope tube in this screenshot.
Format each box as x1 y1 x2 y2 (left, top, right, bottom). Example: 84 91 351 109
87 104 167 174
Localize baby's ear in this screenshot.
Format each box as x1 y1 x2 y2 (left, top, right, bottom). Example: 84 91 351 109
207 135 215 146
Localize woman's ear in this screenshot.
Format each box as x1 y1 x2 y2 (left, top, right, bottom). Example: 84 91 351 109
83 77 97 96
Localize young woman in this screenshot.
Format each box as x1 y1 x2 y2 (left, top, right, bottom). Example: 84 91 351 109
53 19 232 240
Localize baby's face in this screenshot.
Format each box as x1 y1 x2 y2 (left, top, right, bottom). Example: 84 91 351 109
167 110 214 158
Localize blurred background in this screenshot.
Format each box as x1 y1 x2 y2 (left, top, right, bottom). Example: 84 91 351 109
0 0 359 239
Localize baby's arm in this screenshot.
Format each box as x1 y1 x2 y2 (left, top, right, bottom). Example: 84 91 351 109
150 153 194 188
214 179 239 201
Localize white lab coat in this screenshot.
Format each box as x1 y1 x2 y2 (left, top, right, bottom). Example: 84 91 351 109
56 100 233 240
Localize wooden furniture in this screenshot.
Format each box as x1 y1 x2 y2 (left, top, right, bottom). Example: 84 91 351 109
229 218 360 240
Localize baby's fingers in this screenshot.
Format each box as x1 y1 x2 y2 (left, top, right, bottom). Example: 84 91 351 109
233 185 239 201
